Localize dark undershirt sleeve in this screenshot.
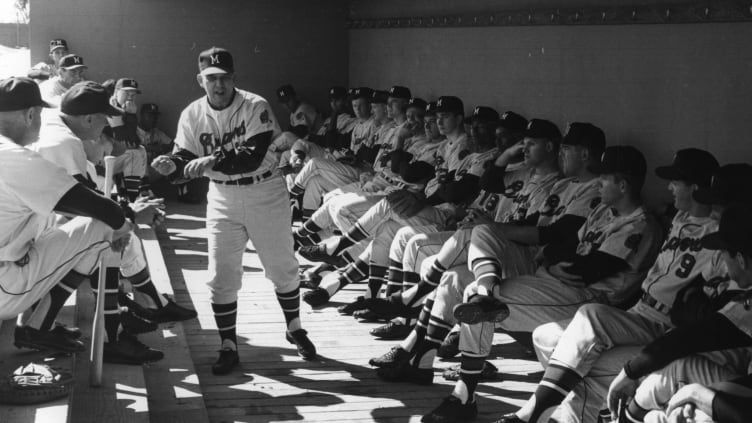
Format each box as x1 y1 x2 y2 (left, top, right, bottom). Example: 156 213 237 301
212 130 274 175
564 251 630 285
712 375 752 423
54 184 126 229
537 215 587 246
624 313 752 379
479 164 507 193
436 174 481 204
167 148 199 182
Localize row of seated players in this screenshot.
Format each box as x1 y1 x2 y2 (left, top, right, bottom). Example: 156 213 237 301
266 84 752 423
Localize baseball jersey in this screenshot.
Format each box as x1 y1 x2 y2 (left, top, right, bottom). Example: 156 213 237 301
373 121 409 172
350 117 375 153
315 114 358 137
425 133 471 196
174 88 282 181
31 112 88 177
0 136 77 262
501 168 561 223
575 204 661 304
641 212 726 308
137 126 172 150
453 147 499 180
535 176 602 227
38 77 67 107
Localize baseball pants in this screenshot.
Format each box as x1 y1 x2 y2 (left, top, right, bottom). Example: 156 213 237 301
207 176 298 303
0 217 112 320
293 158 360 211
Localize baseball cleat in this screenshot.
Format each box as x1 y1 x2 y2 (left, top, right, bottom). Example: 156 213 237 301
337 296 368 315
491 414 525 423
376 365 433 385
302 287 330 307
364 295 419 318
352 309 383 322
120 309 157 334
51 322 82 339
370 321 413 340
453 295 510 324
103 333 164 365
286 329 317 360
421 395 478 423
14 326 85 353
368 346 411 368
211 346 239 375
298 245 346 267
148 296 198 323
437 331 460 359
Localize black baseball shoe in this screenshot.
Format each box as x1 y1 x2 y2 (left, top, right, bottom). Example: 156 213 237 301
148 296 197 323
299 271 322 290
51 322 82 339
370 321 412 340
453 295 510 325
212 340 240 375
286 329 317 360
337 296 368 315
364 294 419 319
421 395 478 423
120 309 157 334
298 245 346 267
104 333 164 365
491 414 524 423
14 326 85 353
302 287 330 307
352 309 383 322
376 365 433 385
437 331 460 359
368 346 411 368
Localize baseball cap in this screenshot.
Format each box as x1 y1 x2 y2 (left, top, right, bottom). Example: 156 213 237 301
693 163 752 206
115 78 141 93
58 54 86 70
469 106 500 123
49 38 68 53
61 81 123 116
328 86 347 100
198 47 234 76
435 96 464 115
655 148 719 187
425 101 438 116
522 118 561 140
277 84 295 101
371 90 389 104
407 98 427 111
0 77 51 111
562 122 606 157
702 204 752 256
588 145 647 189
140 103 160 114
498 111 528 133
388 86 411 100
352 87 374 100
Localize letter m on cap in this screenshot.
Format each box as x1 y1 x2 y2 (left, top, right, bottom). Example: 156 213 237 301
73 56 81 64
210 54 220 65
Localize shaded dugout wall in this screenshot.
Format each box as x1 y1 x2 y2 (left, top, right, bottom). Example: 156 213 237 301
348 0 752 206
30 0 349 136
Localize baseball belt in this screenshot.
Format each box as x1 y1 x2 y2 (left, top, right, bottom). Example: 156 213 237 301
640 292 671 314
212 170 273 186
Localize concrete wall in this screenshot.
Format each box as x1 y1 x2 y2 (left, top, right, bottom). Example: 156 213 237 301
0 22 29 48
348 0 752 206
30 0 349 136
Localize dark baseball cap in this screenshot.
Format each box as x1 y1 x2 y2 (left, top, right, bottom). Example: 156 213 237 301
61 81 123 116
522 118 561 140
562 122 606 156
702 203 752 256
198 47 234 76
352 87 373 100
371 90 389 104
435 96 464 115
693 163 752 206
0 77 51 111
469 106 500 123
141 103 160 114
115 78 141 93
328 86 347 100
425 101 438 116
277 84 295 100
407 97 427 111
589 145 647 189
498 111 528 133
388 86 411 100
49 38 68 53
58 54 86 70
655 148 719 187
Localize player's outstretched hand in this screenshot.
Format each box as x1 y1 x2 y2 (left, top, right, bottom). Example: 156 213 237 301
151 155 176 176
131 197 167 227
184 155 217 179
606 369 639 421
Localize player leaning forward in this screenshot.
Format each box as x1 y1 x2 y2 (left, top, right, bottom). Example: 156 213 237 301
152 47 316 375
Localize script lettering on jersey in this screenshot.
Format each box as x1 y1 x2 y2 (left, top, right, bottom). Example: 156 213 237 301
660 235 705 278
198 120 247 155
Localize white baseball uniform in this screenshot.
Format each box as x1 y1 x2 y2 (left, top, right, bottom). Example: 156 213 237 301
38 77 68 107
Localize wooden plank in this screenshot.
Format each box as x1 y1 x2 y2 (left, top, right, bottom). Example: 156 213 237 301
136 224 209 423
69 284 149 423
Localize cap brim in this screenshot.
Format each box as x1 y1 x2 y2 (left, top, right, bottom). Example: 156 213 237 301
199 67 229 76
62 65 87 70
119 87 141 94
50 46 66 53
655 165 687 181
701 231 731 251
692 187 724 205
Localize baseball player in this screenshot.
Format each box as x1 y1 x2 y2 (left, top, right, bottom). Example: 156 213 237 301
137 103 173 164
151 47 316 375
493 148 723 423
28 38 69 81
38 53 87 107
0 77 131 353
276 84 302 130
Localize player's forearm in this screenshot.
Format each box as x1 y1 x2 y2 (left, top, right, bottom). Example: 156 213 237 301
214 131 273 175
494 223 540 245
166 148 199 181
564 252 629 285
54 183 126 229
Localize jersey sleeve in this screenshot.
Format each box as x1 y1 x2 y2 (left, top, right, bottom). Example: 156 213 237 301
34 140 87 177
173 108 205 157
597 221 647 262
564 183 602 218
244 99 281 140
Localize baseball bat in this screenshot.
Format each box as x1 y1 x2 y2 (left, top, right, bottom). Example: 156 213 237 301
90 155 119 387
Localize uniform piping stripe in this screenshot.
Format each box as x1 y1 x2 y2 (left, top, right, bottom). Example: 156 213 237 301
214 309 237 317
217 324 237 331
540 380 569 396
